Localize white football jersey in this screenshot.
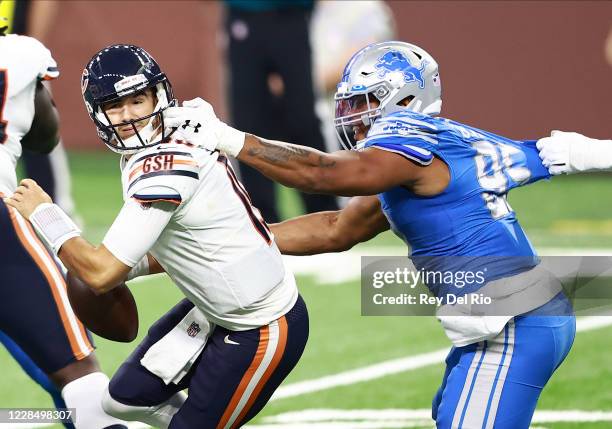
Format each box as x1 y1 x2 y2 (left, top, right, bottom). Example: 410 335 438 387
0 34 59 195
105 142 298 331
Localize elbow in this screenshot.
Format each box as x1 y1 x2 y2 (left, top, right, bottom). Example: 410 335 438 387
328 235 355 253
301 168 343 195
325 215 355 252
294 167 324 194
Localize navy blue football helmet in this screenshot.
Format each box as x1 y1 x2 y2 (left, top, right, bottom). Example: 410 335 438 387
81 44 176 153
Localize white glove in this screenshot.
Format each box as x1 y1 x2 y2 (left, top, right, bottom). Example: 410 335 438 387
536 130 612 175
164 98 246 157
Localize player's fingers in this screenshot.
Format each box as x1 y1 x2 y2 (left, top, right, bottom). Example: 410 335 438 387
164 117 186 128
170 128 187 140
13 185 28 195
537 145 552 160
163 107 191 119
6 192 22 203
549 164 568 175
536 136 556 151
536 138 546 151
19 178 37 188
182 97 207 108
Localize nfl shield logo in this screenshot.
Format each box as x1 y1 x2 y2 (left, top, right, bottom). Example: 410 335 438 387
186 322 201 337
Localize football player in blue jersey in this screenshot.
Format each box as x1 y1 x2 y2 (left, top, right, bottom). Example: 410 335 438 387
165 41 577 428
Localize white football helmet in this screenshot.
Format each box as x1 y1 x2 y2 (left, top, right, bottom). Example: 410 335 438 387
334 41 442 149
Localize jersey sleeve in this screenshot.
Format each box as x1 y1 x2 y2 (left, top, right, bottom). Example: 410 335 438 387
24 36 59 81
510 139 551 189
125 148 200 205
361 113 439 165
103 199 174 267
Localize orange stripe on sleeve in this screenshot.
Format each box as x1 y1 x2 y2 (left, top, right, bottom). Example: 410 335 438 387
8 208 93 360
128 165 143 181
217 326 270 429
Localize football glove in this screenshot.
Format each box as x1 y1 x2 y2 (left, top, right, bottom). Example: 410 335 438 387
164 98 245 156
536 130 612 175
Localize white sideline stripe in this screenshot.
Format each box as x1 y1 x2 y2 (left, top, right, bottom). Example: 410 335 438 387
248 421 431 429
271 314 612 402
270 348 448 401
251 408 612 426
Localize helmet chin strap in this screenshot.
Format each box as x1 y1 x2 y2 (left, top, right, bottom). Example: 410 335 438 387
116 117 160 149
110 84 168 150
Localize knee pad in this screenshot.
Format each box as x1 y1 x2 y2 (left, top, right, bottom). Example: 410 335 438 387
102 387 186 429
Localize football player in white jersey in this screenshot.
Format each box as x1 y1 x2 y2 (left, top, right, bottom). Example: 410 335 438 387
0 31 127 428
6 44 308 429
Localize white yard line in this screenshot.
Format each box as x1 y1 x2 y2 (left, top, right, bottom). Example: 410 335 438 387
246 408 612 428
271 313 612 402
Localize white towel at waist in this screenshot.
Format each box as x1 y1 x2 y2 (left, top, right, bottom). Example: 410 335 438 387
141 306 214 385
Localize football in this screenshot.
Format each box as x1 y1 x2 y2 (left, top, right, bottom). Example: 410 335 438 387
66 272 139 342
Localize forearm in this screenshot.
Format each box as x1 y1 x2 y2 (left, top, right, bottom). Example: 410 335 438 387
238 134 340 194
58 238 129 293
271 211 352 256
572 137 612 172
271 196 390 255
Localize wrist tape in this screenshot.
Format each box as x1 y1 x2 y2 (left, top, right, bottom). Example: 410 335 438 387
29 203 81 254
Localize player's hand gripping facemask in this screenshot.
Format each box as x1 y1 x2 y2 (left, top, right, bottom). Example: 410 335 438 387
164 98 245 157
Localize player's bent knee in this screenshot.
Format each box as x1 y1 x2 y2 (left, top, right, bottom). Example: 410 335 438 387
102 387 185 429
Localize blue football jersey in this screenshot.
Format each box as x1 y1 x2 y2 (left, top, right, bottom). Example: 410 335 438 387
362 110 550 292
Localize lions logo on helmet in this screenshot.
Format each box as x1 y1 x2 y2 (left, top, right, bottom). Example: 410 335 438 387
81 44 177 154
333 41 442 150
375 51 427 89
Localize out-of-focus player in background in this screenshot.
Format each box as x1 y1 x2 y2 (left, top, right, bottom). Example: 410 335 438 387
309 0 395 207
7 44 308 429
310 0 395 153
0 26 127 429
223 0 338 223
0 0 78 219
168 41 577 428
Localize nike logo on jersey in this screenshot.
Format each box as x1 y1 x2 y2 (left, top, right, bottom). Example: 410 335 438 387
224 335 240 345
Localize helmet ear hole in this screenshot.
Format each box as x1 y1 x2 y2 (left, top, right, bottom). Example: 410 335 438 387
398 95 415 107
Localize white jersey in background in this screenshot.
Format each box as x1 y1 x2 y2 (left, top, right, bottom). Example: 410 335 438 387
311 1 396 153
0 34 59 195
103 142 298 331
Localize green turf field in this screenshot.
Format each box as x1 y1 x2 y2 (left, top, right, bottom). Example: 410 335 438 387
2 151 612 428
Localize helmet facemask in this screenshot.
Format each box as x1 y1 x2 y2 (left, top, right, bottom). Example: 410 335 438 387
334 84 388 150
92 82 176 154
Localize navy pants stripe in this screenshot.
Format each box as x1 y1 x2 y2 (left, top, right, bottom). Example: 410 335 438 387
109 295 308 428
